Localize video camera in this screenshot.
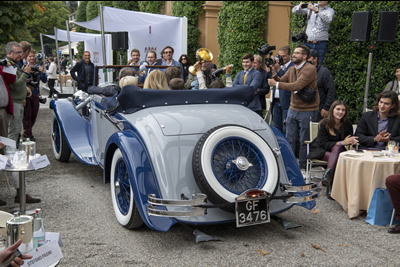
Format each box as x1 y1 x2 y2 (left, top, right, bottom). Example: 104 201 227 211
258 43 280 67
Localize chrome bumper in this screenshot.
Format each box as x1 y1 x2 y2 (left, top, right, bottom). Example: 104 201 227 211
147 193 207 217
282 182 322 203
147 182 321 218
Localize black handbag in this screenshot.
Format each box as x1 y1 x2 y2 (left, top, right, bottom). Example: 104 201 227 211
294 69 316 103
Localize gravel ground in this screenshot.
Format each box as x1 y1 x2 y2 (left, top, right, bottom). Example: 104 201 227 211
0 99 399 266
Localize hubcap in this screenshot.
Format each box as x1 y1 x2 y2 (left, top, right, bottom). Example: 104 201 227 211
232 156 253 171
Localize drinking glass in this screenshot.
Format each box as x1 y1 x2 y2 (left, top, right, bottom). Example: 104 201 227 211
387 140 396 153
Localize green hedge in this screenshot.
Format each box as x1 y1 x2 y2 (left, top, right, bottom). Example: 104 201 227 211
138 1 162 14
172 1 205 62
291 1 400 123
217 1 268 77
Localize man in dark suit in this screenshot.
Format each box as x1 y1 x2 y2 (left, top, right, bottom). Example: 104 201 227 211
233 53 263 116
70 51 94 92
270 46 295 135
355 91 400 149
252 54 270 114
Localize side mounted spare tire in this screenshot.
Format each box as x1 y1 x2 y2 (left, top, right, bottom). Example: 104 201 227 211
192 125 279 208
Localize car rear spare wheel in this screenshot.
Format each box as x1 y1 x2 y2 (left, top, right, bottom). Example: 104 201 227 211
192 125 279 210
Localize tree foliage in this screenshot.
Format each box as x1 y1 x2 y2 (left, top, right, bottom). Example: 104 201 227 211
25 2 70 45
113 1 139 11
172 1 205 62
0 1 43 43
291 1 400 122
217 1 268 77
138 1 163 14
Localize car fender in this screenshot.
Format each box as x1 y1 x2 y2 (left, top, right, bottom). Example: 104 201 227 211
104 130 175 232
50 99 98 165
271 127 316 210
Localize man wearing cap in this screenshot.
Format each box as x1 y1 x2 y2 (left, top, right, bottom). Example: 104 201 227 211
308 49 336 121
292 1 334 65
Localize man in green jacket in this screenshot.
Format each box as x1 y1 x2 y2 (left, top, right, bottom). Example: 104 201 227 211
6 41 40 204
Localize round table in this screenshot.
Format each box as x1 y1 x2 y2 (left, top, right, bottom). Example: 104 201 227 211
331 150 400 218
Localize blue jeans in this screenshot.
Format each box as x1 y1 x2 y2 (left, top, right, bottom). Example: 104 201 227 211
286 108 318 170
304 41 328 66
272 100 288 135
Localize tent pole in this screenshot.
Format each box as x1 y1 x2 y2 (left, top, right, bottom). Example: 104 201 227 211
40 33 45 60
54 27 63 93
66 20 76 93
99 4 107 82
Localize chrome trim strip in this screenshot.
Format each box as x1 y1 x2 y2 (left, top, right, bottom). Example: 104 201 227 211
283 182 322 193
147 206 206 217
284 192 320 204
148 193 207 206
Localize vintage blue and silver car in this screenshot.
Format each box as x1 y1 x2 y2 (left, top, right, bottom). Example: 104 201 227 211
50 85 320 232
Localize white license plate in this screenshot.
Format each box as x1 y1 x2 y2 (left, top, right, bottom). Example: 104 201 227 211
235 196 270 228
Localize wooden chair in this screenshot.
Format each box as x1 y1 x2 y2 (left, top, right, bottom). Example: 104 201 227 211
305 121 328 184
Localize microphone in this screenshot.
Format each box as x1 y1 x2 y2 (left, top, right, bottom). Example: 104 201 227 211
212 64 233 77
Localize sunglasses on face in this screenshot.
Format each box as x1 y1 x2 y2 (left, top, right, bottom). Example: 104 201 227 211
164 51 172 54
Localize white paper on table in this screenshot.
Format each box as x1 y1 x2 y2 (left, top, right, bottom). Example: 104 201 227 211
22 232 64 267
0 136 16 148
0 154 7 169
28 155 50 170
3 66 17 75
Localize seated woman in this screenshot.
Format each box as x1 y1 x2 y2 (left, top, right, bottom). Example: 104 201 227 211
119 76 138 88
143 70 169 90
307 100 358 199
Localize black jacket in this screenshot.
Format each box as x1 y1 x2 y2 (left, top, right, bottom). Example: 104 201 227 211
355 111 400 148
317 64 336 111
308 119 353 159
70 60 95 90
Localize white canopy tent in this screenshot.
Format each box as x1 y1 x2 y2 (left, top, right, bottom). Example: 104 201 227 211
44 30 113 84
59 42 78 55
74 6 188 60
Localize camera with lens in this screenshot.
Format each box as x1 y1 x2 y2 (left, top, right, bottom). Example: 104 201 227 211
292 30 308 42
0 59 8 66
258 43 276 56
258 43 277 67
38 95 47 104
30 66 40 72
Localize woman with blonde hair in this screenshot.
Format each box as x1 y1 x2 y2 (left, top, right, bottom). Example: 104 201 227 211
119 76 138 88
143 70 169 90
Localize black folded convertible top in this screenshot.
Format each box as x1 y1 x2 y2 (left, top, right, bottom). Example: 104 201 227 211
105 86 255 114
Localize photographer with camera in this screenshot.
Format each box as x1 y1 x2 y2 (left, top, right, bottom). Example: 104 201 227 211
292 1 334 66
23 49 47 141
268 46 295 135
268 45 319 173
5 41 40 204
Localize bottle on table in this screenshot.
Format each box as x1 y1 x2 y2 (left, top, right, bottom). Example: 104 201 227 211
33 208 46 248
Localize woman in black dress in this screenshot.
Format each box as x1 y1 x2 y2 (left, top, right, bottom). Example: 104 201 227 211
179 54 191 82
308 100 359 199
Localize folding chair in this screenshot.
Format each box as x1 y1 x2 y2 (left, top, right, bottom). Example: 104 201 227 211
264 94 273 125
305 121 328 184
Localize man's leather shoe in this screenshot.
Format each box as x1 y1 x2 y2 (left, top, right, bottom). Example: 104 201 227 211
0 199 6 206
15 194 41 204
388 223 400 234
